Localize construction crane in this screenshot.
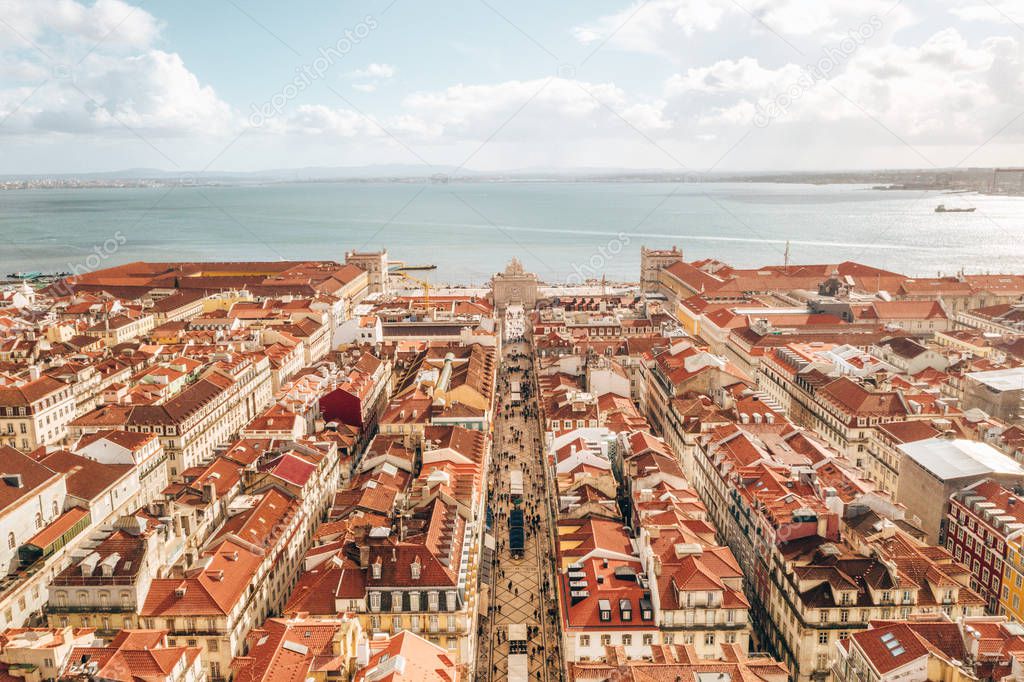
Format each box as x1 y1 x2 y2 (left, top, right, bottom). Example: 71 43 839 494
393 270 432 307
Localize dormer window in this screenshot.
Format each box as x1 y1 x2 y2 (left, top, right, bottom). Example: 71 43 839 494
411 558 421 580
372 560 382 580
598 599 612 622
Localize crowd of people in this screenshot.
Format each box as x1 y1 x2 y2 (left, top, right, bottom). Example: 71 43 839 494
476 339 564 680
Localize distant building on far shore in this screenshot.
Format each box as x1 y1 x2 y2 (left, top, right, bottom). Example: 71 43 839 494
993 168 1024 195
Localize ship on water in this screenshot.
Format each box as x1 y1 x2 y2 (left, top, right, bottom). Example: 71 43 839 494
935 204 976 213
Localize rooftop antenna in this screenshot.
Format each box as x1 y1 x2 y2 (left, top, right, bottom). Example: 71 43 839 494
784 240 791 275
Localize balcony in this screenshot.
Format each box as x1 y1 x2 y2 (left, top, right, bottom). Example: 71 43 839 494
45 604 131 614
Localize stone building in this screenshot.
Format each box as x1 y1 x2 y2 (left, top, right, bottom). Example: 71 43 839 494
490 258 539 312
640 246 682 293
346 249 390 296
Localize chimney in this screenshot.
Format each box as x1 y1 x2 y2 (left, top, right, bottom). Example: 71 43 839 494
28 365 40 381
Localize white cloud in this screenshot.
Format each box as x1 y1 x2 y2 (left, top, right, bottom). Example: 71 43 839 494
1 0 1021 172
275 105 381 137
0 0 161 51
950 0 1024 25
665 57 805 95
348 63 395 93
574 0 726 54
657 28 1024 149
350 63 396 79
264 77 671 153
0 0 234 138
398 77 670 141
574 0 912 55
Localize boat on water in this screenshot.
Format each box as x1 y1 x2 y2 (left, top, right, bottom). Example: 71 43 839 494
935 204 976 213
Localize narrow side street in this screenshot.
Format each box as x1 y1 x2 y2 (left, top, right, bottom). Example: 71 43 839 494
475 336 563 681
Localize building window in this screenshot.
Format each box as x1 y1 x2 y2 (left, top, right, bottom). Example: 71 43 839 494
580 635 590 648
704 633 715 646
6 533 13 549
622 634 632 646
601 635 611 646
818 632 828 645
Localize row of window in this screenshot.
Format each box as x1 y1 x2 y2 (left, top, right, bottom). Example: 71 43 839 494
0 392 71 416
578 631 739 649
367 589 457 612
951 508 1006 553
819 605 914 624
367 614 455 634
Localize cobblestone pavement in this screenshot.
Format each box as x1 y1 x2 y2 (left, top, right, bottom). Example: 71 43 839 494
475 339 563 681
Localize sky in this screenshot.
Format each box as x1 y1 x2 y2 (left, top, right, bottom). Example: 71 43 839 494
0 0 1022 174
